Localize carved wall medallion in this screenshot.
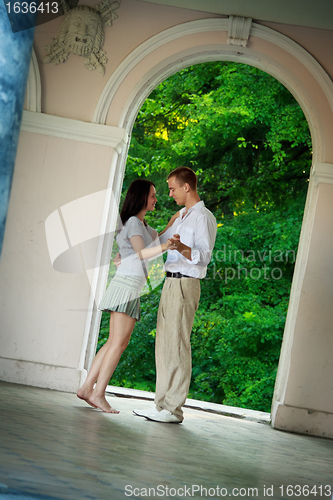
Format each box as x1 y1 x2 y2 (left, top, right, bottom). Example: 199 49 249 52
43 0 121 75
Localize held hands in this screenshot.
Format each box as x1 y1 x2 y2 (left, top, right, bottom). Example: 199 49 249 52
169 234 192 261
169 234 181 251
162 234 180 252
162 234 191 260
162 238 174 252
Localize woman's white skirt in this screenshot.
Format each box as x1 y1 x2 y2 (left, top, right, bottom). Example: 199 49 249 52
98 274 146 321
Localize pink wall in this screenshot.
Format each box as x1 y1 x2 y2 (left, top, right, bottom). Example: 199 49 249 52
263 22 333 79
32 1 333 123
33 0 221 121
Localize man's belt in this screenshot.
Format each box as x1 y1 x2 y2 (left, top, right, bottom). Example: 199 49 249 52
166 271 193 279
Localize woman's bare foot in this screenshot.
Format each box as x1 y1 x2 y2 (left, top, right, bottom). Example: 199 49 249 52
89 393 119 414
77 387 98 408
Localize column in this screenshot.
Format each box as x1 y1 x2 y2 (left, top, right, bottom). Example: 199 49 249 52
271 162 333 438
0 0 36 257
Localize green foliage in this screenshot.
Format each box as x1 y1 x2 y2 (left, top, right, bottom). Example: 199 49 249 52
189 198 305 411
97 61 311 413
127 61 311 215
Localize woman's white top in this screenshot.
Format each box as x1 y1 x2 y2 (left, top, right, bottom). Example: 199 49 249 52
116 216 157 278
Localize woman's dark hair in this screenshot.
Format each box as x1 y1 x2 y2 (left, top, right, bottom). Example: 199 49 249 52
120 179 155 225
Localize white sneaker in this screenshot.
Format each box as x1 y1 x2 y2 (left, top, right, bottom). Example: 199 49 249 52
133 406 157 417
133 407 181 423
133 406 159 418
133 407 158 418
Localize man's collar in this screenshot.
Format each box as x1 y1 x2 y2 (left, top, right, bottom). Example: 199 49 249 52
179 200 204 218
188 200 204 212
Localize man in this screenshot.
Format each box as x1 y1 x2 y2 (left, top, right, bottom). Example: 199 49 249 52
134 166 217 423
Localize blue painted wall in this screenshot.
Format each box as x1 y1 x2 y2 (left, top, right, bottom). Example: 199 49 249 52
0 1 36 258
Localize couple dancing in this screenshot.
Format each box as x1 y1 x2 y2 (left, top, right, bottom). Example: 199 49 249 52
77 166 217 423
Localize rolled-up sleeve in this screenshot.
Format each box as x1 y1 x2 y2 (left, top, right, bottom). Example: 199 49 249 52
188 215 217 265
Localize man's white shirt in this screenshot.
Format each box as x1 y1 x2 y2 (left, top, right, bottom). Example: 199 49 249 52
159 201 217 279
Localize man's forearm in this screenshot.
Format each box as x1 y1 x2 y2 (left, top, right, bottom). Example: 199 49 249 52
174 242 192 261
180 243 192 261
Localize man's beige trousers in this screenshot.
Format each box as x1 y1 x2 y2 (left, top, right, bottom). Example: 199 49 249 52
154 277 201 421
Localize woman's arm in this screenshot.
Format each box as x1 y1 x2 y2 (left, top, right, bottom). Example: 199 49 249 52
159 211 180 236
130 235 172 260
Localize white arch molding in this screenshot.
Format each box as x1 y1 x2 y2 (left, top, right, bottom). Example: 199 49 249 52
93 19 333 162
85 18 333 437
25 47 42 113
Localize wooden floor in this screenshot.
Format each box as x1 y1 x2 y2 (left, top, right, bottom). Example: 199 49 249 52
0 381 332 500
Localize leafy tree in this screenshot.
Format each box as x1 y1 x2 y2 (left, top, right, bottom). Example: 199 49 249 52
127 61 311 215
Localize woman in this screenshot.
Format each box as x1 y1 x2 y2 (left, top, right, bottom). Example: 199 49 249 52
77 179 176 413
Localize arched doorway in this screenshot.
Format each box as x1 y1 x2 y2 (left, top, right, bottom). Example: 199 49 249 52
84 17 333 437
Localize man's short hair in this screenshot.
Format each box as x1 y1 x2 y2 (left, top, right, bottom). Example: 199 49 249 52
167 166 197 191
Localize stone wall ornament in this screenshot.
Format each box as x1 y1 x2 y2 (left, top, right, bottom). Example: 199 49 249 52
43 0 121 75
